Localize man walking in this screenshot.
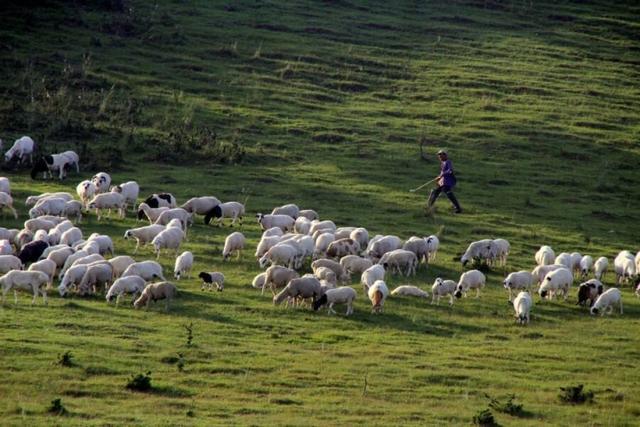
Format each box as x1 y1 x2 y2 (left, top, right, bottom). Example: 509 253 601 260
427 150 462 214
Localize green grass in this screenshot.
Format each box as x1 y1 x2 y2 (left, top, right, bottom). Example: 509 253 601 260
1 0 640 425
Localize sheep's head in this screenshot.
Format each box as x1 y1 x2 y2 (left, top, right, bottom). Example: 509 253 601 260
312 294 328 311
133 293 147 308
124 230 132 239
58 282 69 297
590 307 599 315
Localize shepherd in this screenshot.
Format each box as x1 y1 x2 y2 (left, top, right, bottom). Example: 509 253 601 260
427 150 462 214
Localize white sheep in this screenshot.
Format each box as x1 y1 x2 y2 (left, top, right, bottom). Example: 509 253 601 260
63 200 83 223
594 257 608 281
579 255 593 278
512 291 532 325
539 267 573 301
460 239 492 266
25 192 73 206
111 181 139 211
577 279 604 307
0 192 18 219
58 250 88 278
198 271 225 291
361 264 385 292
614 251 636 285
47 220 74 245
106 275 146 306
134 282 178 311
271 203 299 218
262 265 299 295
181 196 221 215
326 238 360 259
0 177 10 194
569 252 583 273
425 235 439 262
155 208 193 230
311 259 349 284
368 280 389 314
313 266 337 286
554 252 572 270
431 278 457 305
23 218 56 233
60 227 83 247
273 276 323 307
297 209 318 221
489 238 510 266
78 262 113 295
258 243 298 269
294 216 312 235
137 202 169 223
76 180 96 207
222 232 245 261
4 136 34 164
402 236 429 264
503 270 534 301
590 288 622 316
378 249 418 276
312 286 356 315
391 285 429 298
124 224 165 254
0 255 22 273
28 197 67 218
531 264 565 285
31 151 78 180
121 261 165 281
255 235 284 259
455 269 486 299
0 270 48 304
350 227 369 250
151 226 184 259
367 235 402 262
174 251 193 279
252 272 267 289
535 245 555 266
309 220 336 236
339 255 373 278
256 213 295 232
58 264 89 296
91 172 111 194
86 234 114 255
0 239 13 255
87 192 125 220
313 232 335 259
27 259 56 287
262 227 284 238
108 255 136 278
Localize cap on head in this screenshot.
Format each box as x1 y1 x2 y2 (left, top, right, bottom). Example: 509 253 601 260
437 149 447 156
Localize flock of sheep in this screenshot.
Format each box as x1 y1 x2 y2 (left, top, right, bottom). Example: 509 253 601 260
0 137 636 322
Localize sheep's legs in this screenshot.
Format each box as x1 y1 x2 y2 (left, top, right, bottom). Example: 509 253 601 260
619 301 623 314
475 288 481 298
14 290 19 304
41 289 47 305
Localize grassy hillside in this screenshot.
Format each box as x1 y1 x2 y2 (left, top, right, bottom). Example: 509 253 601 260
0 0 639 425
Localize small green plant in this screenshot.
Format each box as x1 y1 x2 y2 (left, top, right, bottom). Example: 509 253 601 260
558 384 594 404
177 353 185 372
47 398 67 415
486 394 524 416
126 372 152 392
472 408 499 426
184 322 194 347
57 351 75 367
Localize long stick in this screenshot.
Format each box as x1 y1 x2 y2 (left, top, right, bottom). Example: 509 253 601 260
409 177 437 192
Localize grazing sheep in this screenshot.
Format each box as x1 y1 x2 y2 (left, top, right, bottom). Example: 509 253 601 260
594 257 608 281
60 227 83 247
47 220 74 245
579 255 593 278
17 240 48 266
271 203 299 218
361 264 385 292
262 265 299 295
28 197 68 218
0 270 48 304
539 267 573 301
273 276 323 306
590 288 622 316
124 224 165 254
87 192 126 220
58 264 89 296
391 285 429 298
255 235 284 259
311 259 349 284
30 151 79 180
312 286 356 315
367 235 403 262
313 266 337 286
256 213 295 232
326 238 360 259
0 227 19 242
111 181 139 211
151 226 184 259
15 229 33 250
294 216 312 235
63 200 83 223
137 202 169 223
24 218 56 233
91 172 111 194
340 255 373 278
378 249 418 276
313 232 335 260
577 279 604 307
33 230 49 243
252 272 267 289
108 255 136 279
531 264 565 285
0 192 18 219
143 193 177 209
58 250 89 278
513 291 532 325
454 269 486 299
402 236 429 264
27 259 56 287
223 232 245 261
431 278 457 305
133 282 178 311
121 261 165 281
350 227 369 250
570 252 583 273
258 243 298 269
503 271 534 301
76 180 96 207
262 227 284 238
460 239 492 266
0 177 10 194
309 220 336 236
334 227 356 240
425 235 440 262
25 192 73 206
489 239 510 266
45 246 74 269
297 209 319 221
368 280 389 314
199 272 225 291
0 239 13 255
535 245 555 266
86 234 114 255
155 208 193 231
181 196 221 215
174 251 193 279
0 255 23 273
4 136 34 164
78 262 113 295
106 275 146 306
554 252 572 270
203 202 245 227
614 251 636 285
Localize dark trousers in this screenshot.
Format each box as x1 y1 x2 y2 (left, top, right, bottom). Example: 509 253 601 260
428 185 462 211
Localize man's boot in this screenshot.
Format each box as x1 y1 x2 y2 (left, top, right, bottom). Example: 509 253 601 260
445 190 462 213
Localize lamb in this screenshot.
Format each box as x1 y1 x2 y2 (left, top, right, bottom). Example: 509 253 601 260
0 192 18 219
137 203 169 223
425 235 440 262
0 177 10 194
111 181 139 211
142 193 177 209
24 218 56 233
539 267 573 301
311 259 349 284
368 280 389 314
204 202 244 227
87 192 126 220
273 276 323 306
489 238 510 266
309 220 336 236
174 251 193 279
124 224 165 254
108 255 135 278
313 232 335 259
155 208 193 230
512 291 533 325
503 271 534 301
313 266 337 286
535 245 555 266
402 236 429 264
361 264 385 292
0 270 48 304
298 209 318 221
367 235 403 262
431 278 457 305
181 196 221 215
4 136 34 164
91 172 111 194
339 255 373 277
271 203 299 218
258 243 298 269
391 285 429 298
121 261 165 282
579 255 593 278
554 252 572 270
223 232 245 261
460 239 492 266
614 251 636 284
454 269 486 298
77 262 114 295
25 192 73 206
106 275 146 306
60 227 83 247
256 213 295 232
151 226 184 258
76 180 96 207
262 265 299 295
199 272 225 291
378 249 418 276
312 286 356 315
594 257 608 280
326 238 360 259
350 227 369 250
531 264 565 285
0 255 22 273
590 288 622 316
17 240 48 266
252 272 267 289
27 259 56 287
133 282 178 311
577 279 604 307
